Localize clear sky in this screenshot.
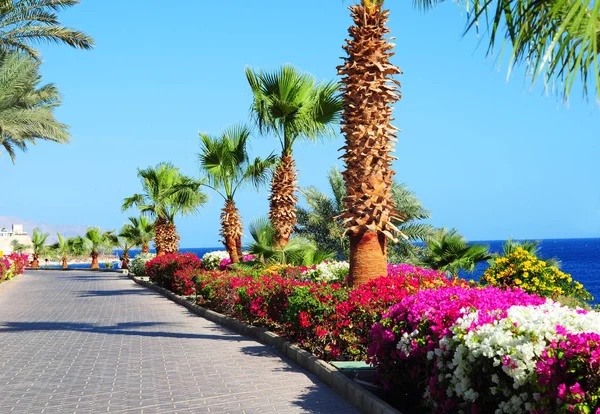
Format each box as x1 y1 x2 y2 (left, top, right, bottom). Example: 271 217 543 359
0 0 598 247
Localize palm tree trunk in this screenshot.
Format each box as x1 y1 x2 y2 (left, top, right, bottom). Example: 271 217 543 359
91 252 100 269
221 199 243 263
269 154 298 248
338 2 403 286
141 243 150 254
61 257 68 269
31 254 39 269
236 236 243 262
349 232 388 285
161 223 180 255
154 218 167 256
121 252 129 270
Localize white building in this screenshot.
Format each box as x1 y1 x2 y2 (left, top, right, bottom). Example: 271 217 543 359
0 224 33 255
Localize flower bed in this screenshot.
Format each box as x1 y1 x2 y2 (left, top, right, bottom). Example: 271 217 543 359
369 286 600 413
145 253 201 295
0 253 28 281
129 252 156 276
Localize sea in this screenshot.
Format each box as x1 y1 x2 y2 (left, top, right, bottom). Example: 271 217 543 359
83 238 600 304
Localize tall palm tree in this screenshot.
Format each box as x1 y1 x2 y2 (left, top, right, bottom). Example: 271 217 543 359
246 65 343 248
83 227 117 269
0 0 93 59
51 233 72 269
122 216 154 254
337 0 403 286
122 163 207 255
0 51 69 163
420 228 492 277
30 228 49 268
198 124 276 263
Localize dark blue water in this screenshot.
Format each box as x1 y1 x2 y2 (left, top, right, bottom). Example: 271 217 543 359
459 238 600 304
118 239 599 302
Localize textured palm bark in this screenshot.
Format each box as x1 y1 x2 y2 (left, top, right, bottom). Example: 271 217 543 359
269 154 298 247
61 257 68 269
91 253 99 269
220 199 243 263
338 3 403 285
141 243 150 254
154 217 166 256
154 218 179 255
236 236 243 262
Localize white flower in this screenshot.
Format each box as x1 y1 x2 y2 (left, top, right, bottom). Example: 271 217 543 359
301 261 349 283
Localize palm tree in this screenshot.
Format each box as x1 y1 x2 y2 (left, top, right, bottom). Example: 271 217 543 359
198 124 276 263
30 227 49 268
122 216 154 254
51 233 72 269
296 167 434 263
337 1 404 286
116 225 139 270
247 217 334 266
0 0 93 59
83 227 117 269
420 228 492 277
500 239 561 268
246 65 343 248
122 163 207 255
0 51 70 163
10 238 27 253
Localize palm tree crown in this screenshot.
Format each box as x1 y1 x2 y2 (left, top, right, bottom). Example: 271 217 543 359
0 0 94 59
0 51 69 162
120 216 154 254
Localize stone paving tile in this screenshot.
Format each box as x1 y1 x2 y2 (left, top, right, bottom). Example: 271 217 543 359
0 271 357 414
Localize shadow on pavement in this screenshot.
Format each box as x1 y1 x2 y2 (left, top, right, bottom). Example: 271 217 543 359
0 321 246 341
78 289 154 297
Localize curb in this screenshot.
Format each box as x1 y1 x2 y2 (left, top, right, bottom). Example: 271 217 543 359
128 274 400 414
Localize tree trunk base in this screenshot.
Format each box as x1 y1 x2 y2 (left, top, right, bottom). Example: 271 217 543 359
349 231 388 286
62 258 68 269
91 255 100 269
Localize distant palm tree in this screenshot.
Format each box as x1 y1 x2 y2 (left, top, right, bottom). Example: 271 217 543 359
0 51 70 163
121 216 154 254
83 227 117 269
116 226 138 270
122 163 207 255
247 217 334 266
10 238 27 253
51 233 72 269
500 239 561 268
246 65 343 247
420 228 492 277
198 124 276 263
30 228 49 268
0 0 94 59
296 167 434 262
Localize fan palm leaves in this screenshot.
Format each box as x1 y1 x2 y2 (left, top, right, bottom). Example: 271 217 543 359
83 227 117 269
246 65 343 247
51 233 71 269
30 227 49 268
420 228 493 277
120 216 154 254
117 225 140 270
122 162 207 255
247 217 334 266
198 124 276 263
0 51 69 163
500 239 561 268
0 0 93 59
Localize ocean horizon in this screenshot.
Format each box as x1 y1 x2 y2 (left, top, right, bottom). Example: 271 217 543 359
111 237 597 304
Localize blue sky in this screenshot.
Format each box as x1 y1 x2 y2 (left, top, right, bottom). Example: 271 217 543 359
0 0 598 247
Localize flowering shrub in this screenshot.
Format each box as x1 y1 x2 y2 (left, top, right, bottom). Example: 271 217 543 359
301 261 349 283
369 286 600 413
145 253 201 295
129 253 156 276
0 253 28 281
200 250 229 270
219 254 256 270
481 247 592 302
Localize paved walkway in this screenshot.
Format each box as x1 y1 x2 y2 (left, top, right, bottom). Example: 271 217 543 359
0 271 357 414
